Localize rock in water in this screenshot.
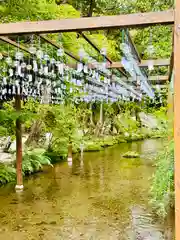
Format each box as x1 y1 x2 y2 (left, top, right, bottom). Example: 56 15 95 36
123 151 140 158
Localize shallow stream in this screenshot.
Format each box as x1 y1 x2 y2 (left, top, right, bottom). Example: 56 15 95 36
0 139 174 239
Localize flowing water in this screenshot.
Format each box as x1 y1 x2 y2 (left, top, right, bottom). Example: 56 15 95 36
0 139 174 239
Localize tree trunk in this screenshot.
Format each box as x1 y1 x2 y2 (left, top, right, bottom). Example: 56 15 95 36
15 95 23 190
87 0 95 17
25 120 42 146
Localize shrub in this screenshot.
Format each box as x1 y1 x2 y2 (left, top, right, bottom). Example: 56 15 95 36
22 150 52 175
0 164 16 184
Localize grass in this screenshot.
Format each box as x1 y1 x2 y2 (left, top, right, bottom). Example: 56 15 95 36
149 139 174 218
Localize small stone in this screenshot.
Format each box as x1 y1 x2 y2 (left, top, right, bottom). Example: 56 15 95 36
35 221 47 226
49 221 57 225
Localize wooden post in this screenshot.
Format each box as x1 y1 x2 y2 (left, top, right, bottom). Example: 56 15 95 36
100 102 103 124
15 95 23 190
90 103 93 125
167 82 174 140
67 140 72 161
174 2 180 239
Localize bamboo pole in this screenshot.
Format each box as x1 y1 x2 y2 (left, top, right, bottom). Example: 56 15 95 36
15 95 23 190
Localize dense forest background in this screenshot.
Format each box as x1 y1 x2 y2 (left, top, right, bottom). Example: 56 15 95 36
0 0 173 64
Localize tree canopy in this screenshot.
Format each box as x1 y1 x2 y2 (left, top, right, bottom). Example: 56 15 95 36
0 0 173 65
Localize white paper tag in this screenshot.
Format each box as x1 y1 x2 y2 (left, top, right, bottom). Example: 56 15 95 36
84 65 88 73
77 63 83 72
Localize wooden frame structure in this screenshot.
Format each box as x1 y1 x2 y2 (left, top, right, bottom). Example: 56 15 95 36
0 10 174 35
0 7 177 237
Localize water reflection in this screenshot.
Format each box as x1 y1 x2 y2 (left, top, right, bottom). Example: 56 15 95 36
0 139 174 239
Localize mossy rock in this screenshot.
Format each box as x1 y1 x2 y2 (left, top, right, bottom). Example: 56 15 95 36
117 137 127 143
44 151 66 163
151 134 162 139
84 142 103 152
131 134 144 141
101 140 114 147
122 151 140 158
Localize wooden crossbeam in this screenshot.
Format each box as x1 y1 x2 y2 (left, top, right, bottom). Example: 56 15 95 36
79 32 112 63
79 32 127 77
39 35 83 63
0 36 33 55
148 75 168 81
0 10 174 36
106 59 170 68
152 85 168 88
126 30 141 62
118 75 168 83
140 59 170 67
0 35 85 66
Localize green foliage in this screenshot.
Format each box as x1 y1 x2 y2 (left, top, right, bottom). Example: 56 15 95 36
118 112 139 133
150 140 174 218
0 148 52 186
68 0 173 69
84 141 103 152
0 164 16 184
39 104 81 156
0 1 118 62
22 149 52 175
0 99 38 137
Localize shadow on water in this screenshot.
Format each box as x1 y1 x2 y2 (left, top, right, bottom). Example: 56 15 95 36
0 139 174 240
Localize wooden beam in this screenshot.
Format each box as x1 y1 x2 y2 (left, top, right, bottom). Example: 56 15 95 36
0 36 33 55
148 75 168 81
106 59 170 68
39 35 83 63
115 75 168 82
0 10 174 36
174 1 180 239
79 32 127 77
152 84 168 88
0 35 84 68
126 30 141 62
140 59 170 67
79 32 112 63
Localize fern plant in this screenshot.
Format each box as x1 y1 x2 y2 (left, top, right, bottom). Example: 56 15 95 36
22 150 52 175
0 164 16 184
